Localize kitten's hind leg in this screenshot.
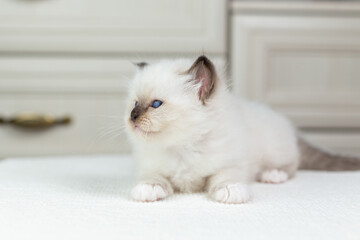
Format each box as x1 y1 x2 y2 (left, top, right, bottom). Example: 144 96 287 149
206 168 251 204
259 154 299 184
131 175 173 202
259 169 288 184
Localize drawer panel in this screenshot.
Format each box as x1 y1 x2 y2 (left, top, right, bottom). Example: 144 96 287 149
0 96 130 157
0 0 226 53
0 56 134 94
231 15 360 128
0 56 135 157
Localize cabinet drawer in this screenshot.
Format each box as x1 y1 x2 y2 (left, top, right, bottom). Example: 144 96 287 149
0 0 226 53
0 96 129 157
0 56 135 157
0 56 133 94
231 15 360 128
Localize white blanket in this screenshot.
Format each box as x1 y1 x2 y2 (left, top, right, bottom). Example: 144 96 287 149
0 155 359 240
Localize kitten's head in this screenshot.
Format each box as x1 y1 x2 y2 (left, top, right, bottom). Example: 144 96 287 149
124 56 221 145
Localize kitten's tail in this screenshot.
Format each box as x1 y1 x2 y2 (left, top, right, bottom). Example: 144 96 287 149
298 136 360 171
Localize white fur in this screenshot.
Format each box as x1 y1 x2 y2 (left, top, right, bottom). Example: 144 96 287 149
212 183 251 204
260 169 289 184
125 58 300 204
131 183 168 202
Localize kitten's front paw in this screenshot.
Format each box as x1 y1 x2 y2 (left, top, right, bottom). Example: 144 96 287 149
131 183 169 202
211 183 250 204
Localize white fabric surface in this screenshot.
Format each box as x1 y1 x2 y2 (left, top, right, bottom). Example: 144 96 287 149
0 155 359 240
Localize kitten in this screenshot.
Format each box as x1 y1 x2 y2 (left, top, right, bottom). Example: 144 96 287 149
124 56 360 204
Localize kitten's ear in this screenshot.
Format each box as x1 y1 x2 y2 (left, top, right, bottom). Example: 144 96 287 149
186 55 218 103
133 62 148 70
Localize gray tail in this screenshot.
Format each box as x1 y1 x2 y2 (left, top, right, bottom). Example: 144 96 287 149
298 136 360 171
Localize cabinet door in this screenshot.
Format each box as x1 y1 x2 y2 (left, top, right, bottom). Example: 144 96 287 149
0 0 226 53
231 15 360 128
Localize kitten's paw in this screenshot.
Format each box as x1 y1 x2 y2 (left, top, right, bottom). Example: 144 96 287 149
211 183 250 204
131 183 169 202
260 169 288 184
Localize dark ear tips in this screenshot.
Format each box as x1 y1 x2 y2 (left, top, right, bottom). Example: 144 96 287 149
195 55 211 67
187 55 217 103
134 62 148 69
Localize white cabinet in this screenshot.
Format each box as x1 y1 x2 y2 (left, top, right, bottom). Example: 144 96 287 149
232 15 360 128
0 0 227 157
0 0 226 53
231 2 360 155
4 0 360 157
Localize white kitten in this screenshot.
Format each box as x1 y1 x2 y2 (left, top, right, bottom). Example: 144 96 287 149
124 56 360 204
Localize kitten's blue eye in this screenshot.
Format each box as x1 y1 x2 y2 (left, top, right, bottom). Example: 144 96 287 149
152 100 163 108
135 101 139 107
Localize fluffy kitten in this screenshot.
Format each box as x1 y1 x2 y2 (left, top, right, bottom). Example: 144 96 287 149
124 56 360 204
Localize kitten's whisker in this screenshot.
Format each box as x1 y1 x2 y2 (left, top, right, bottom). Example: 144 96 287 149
79 113 125 119
99 126 121 136
86 126 120 151
99 128 126 139
98 125 127 139
144 125 150 140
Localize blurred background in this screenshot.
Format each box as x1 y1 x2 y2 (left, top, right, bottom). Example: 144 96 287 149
1 0 360 158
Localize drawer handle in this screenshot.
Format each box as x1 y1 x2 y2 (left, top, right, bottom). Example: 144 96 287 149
0 114 71 128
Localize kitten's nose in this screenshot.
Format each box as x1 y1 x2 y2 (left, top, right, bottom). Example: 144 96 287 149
130 109 140 122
